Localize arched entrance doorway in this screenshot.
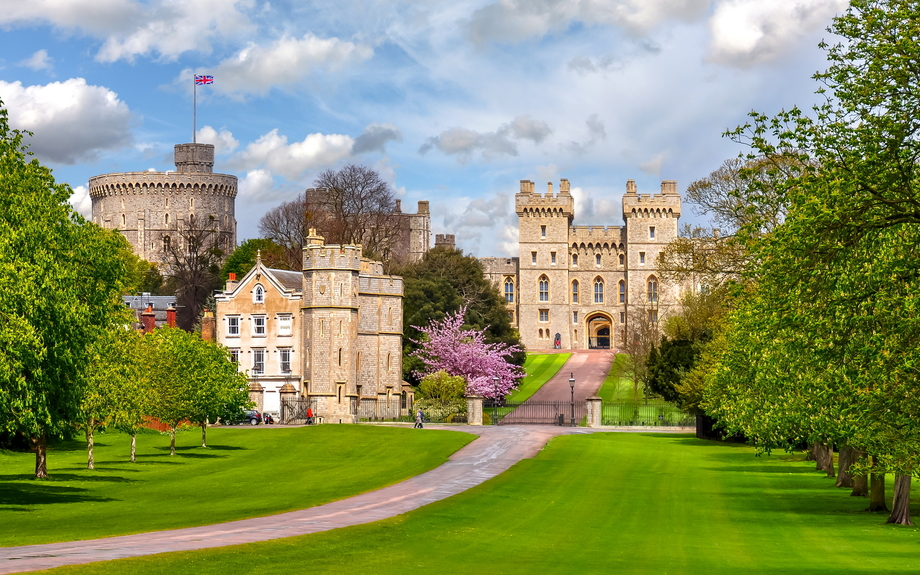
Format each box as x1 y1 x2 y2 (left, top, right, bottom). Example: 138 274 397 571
587 313 612 349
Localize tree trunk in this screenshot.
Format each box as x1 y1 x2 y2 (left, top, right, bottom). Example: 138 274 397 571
835 445 855 488
201 421 207 448
886 475 913 526
814 442 835 477
851 474 868 497
805 443 816 461
169 428 176 456
86 421 95 470
130 433 137 463
32 432 49 478
868 457 888 512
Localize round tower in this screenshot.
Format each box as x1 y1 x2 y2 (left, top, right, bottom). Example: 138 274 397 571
89 143 237 266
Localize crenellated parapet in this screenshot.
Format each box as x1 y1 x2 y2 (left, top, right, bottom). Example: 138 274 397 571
622 179 681 220
516 179 574 219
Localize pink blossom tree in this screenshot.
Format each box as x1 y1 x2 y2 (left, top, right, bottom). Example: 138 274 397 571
411 306 524 399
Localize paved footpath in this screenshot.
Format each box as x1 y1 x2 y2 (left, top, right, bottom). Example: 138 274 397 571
0 425 672 574
528 349 616 403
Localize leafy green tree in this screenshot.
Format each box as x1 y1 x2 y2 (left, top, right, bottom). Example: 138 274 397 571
395 246 523 383
221 238 287 281
0 100 129 478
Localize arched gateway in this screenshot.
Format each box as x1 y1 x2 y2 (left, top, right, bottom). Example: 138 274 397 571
587 313 612 349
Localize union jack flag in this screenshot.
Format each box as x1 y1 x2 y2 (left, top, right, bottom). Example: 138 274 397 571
194 75 214 85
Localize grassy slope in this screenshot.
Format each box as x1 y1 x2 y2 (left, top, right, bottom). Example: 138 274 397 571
597 352 636 401
47 433 920 575
507 353 571 403
0 426 473 547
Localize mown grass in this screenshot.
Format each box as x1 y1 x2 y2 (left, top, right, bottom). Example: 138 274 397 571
596 352 636 402
0 425 473 547
507 353 571 403
43 432 920 575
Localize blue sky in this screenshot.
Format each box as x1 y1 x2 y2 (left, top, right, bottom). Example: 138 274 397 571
0 0 848 257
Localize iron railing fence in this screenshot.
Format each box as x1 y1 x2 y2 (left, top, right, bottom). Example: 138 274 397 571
483 400 583 426
601 401 694 427
279 397 318 425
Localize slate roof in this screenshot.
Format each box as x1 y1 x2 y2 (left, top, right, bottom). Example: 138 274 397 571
268 268 303 292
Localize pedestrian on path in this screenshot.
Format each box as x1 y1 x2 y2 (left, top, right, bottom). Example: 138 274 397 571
414 409 424 429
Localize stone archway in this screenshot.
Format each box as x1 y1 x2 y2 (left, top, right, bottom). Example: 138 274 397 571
586 313 613 349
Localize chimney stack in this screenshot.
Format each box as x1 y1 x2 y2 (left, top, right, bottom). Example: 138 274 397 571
201 310 216 342
166 304 177 328
141 303 156 334
226 272 239 292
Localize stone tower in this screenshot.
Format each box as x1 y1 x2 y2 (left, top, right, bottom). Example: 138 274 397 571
89 143 237 266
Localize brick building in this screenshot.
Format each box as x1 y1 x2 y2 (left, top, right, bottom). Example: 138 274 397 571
215 229 409 422
481 178 682 351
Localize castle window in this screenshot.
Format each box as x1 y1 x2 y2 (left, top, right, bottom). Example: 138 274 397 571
551 252 556 264
539 310 549 322
252 349 264 375
386 352 392 372
619 254 625 266
639 252 646 265
572 280 579 303
647 277 658 304
254 285 265 304
572 254 578 266
573 311 578 324
121 214 126 227
163 235 171 252
531 252 537 265
319 319 325 337
539 328 544 339
277 315 292 337
594 279 604 303
338 348 342 367
541 225 546 238
539 276 549 302
504 278 515 303
227 316 240 336
650 226 656 239
648 310 658 324
508 311 514 321
596 254 601 266
619 280 626 303
620 312 626 323
253 316 266 336
280 348 291 373
165 197 169 208
165 213 170 226
190 198 194 209
229 349 239 364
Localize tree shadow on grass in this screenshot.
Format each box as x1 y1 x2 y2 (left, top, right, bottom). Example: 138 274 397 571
146 446 233 459
0 481 118 508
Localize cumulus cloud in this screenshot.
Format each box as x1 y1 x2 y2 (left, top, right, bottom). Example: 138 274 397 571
0 0 256 63
229 129 354 180
468 0 710 45
566 113 607 155
639 151 666 175
570 186 621 224
208 34 373 96
237 169 279 201
420 115 552 161
0 78 132 164
196 125 239 155
20 49 53 71
708 0 848 66
352 123 401 154
68 185 92 218
440 192 516 254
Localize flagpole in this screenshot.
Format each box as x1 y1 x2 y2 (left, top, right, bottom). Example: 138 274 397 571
193 74 197 144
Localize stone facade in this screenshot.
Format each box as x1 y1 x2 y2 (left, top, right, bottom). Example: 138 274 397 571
89 143 237 266
215 231 410 422
393 199 432 263
482 178 682 351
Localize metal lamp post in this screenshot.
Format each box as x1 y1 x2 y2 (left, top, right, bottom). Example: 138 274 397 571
569 372 576 427
493 375 500 426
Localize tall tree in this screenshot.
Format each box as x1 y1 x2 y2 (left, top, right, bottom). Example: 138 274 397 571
221 238 288 280
0 100 128 477
257 197 315 270
161 214 225 330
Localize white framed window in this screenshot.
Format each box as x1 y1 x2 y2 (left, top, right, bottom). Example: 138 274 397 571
227 316 240 336
252 349 265 375
253 316 266 336
539 276 549 302
229 349 239 364
280 348 291 372
254 284 265 303
539 309 549 322
594 279 604 303
277 315 292 337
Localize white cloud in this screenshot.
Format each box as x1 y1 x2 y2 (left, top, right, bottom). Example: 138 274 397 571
352 123 402 154
237 169 278 201
229 129 355 180
196 125 239 155
0 0 140 36
0 78 132 164
708 0 848 66
208 34 373 96
20 49 53 71
440 191 516 254
467 0 710 45
566 114 607 155
639 151 666 175
570 186 622 224
420 115 552 161
68 185 92 218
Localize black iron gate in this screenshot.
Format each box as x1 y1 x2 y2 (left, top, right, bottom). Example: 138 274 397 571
484 400 584 426
280 397 318 425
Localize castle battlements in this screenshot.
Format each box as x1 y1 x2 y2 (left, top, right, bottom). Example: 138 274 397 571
622 179 681 219
569 225 626 242
516 179 574 218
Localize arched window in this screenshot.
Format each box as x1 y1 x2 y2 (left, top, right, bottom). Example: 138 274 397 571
596 254 601 266
572 280 579 303
647 277 658 303
504 278 514 303
539 328 544 339
539 276 549 302
254 285 265 304
121 214 126 227
163 235 171 252
165 213 169 226
386 352 392 372
619 280 626 303
619 254 625 266
594 278 604 303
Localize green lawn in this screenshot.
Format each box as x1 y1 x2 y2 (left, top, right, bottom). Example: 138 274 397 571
0 425 473 547
45 433 920 574
507 353 571 403
596 352 636 401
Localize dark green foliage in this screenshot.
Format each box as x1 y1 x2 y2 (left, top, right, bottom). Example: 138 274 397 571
396 247 523 383
221 238 288 281
647 339 700 405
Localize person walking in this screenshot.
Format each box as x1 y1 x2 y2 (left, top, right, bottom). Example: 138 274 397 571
414 409 424 429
